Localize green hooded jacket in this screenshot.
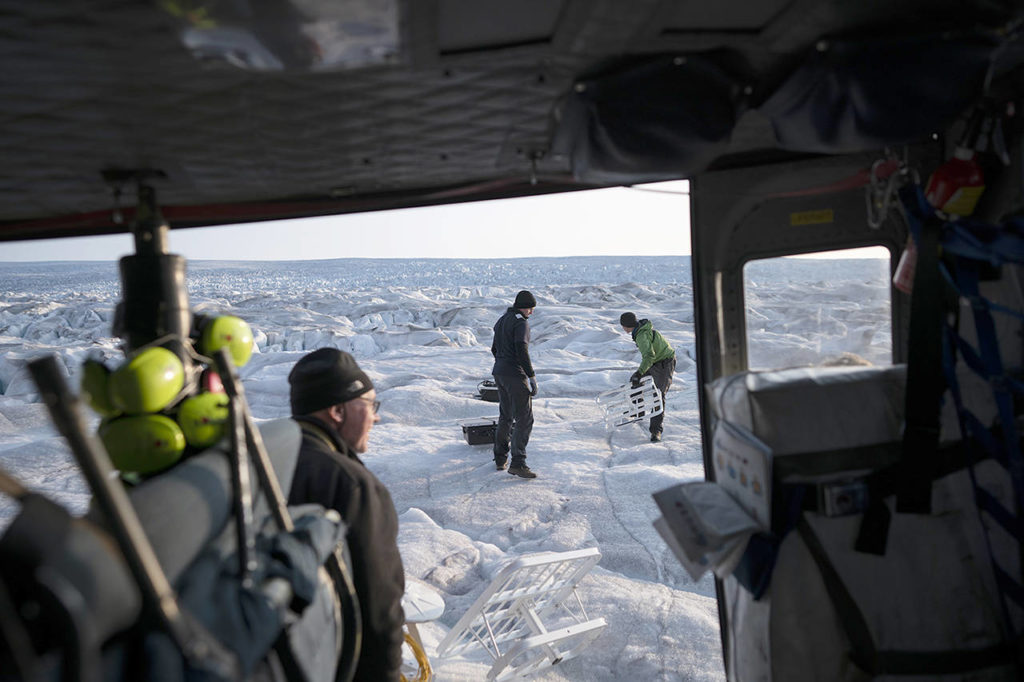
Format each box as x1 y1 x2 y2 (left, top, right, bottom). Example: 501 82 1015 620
632 319 675 374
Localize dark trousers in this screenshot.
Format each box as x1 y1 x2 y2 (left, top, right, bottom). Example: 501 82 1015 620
493 373 533 466
646 355 676 435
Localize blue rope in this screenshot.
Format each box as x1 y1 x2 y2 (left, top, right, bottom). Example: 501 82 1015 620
901 184 1024 627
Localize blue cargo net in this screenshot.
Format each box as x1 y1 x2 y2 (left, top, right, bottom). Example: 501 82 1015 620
900 184 1024 638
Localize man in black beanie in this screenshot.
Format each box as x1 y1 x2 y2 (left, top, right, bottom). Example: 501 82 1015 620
491 290 539 478
287 347 405 682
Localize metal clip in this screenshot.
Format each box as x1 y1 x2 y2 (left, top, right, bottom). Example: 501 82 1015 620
865 148 918 229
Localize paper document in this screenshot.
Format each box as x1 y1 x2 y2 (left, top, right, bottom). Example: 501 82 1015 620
654 516 711 581
711 420 772 527
653 481 761 581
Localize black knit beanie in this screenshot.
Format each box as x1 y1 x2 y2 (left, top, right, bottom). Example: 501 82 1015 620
619 312 638 328
514 290 537 308
289 348 373 415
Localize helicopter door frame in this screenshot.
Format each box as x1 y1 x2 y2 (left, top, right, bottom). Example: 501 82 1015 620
687 144 945 674
688 146 949 449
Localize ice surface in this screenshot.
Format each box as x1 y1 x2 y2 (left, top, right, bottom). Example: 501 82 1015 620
0 255 889 681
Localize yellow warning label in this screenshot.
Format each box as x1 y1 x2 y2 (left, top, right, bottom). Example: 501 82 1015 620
940 185 985 216
789 209 834 226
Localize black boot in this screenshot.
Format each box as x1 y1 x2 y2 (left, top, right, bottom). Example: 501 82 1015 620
508 464 537 479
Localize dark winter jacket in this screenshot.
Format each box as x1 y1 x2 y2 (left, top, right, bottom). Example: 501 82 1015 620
632 319 675 374
288 416 406 682
491 307 535 377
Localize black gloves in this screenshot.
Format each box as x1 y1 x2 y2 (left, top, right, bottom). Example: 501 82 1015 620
629 371 642 388
529 377 538 396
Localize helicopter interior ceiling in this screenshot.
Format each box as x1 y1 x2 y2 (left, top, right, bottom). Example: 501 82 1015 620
0 0 1022 242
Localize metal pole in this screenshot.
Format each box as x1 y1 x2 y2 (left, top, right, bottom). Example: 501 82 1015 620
226 380 259 585
215 349 294 533
115 184 192 364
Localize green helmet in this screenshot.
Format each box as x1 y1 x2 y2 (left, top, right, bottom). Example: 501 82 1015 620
200 315 254 368
177 391 230 448
109 347 186 415
81 358 120 417
100 414 185 475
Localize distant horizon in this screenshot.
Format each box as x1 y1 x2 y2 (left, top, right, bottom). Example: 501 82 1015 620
0 252 887 264
1 179 892 264
1 253 691 264
1 181 694 262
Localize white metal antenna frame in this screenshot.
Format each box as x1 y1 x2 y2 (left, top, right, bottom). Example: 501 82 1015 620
595 375 663 427
435 547 607 680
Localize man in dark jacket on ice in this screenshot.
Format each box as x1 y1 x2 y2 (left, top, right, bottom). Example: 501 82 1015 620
620 312 676 442
287 348 405 682
491 290 539 478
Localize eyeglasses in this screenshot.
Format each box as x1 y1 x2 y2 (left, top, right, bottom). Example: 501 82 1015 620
356 396 381 414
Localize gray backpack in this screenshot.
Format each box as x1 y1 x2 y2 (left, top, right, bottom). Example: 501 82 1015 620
0 358 360 682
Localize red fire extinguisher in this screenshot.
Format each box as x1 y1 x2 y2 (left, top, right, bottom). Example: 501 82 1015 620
893 117 987 294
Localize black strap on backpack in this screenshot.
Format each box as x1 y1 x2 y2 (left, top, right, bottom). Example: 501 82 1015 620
0 571 38 680
0 471 68 675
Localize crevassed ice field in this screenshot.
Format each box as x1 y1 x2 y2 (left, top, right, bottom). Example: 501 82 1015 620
0 255 890 681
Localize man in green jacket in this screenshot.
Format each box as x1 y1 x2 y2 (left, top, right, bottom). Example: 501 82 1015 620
620 312 676 442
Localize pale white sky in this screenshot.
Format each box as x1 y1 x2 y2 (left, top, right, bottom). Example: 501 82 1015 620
2 181 692 262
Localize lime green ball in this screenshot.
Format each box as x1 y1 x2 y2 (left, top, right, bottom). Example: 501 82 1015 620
109 347 185 415
81 359 120 417
177 391 230 448
201 315 254 368
100 414 185 475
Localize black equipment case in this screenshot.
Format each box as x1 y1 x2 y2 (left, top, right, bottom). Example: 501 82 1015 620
477 380 499 403
459 418 497 445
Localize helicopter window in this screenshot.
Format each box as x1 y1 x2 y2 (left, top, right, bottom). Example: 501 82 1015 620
743 246 892 370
